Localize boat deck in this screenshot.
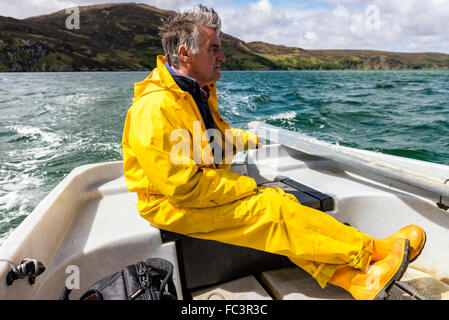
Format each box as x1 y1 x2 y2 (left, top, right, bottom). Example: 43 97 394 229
191 266 449 300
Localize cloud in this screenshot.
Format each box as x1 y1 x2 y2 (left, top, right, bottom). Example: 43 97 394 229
216 0 449 53
0 0 73 19
1 0 448 53
218 0 291 43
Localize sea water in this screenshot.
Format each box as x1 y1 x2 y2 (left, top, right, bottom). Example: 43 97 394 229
0 70 448 244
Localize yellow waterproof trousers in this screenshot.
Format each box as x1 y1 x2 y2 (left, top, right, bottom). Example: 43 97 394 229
139 186 374 288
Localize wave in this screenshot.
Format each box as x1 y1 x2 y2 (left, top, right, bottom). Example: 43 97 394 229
347 93 373 98
337 99 363 106
0 166 45 241
308 98 332 106
374 148 438 163
375 83 395 89
417 88 439 95
252 94 272 103
9 125 63 145
284 91 306 101
267 111 297 121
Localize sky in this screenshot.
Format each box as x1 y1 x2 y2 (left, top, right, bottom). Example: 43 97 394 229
1 0 449 53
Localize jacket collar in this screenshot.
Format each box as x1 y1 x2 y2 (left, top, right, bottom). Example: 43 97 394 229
156 55 216 94
156 55 184 93
165 62 211 103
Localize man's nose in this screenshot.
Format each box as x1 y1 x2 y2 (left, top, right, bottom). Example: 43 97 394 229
217 49 226 63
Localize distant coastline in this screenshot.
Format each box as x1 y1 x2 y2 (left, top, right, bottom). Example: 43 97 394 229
1 3 449 72
1 68 449 73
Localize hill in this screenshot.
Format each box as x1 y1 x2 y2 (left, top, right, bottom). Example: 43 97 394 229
247 42 449 70
1 3 448 71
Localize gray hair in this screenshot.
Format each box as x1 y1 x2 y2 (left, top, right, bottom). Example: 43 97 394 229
159 5 222 69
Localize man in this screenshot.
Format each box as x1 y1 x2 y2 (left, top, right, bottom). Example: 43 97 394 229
122 5 426 300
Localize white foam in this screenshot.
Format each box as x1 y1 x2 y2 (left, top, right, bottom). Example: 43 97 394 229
0 168 46 246
0 190 21 212
12 125 62 145
267 111 297 121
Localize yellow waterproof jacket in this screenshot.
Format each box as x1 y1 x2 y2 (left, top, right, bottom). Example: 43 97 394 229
122 56 259 212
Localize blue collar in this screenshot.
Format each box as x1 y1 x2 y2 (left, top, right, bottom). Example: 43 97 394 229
165 62 210 101
165 62 199 84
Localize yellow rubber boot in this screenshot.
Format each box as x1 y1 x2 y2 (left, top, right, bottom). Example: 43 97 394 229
372 225 426 262
329 238 410 300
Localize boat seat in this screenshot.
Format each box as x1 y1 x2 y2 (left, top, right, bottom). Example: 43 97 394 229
261 177 334 212
160 174 335 294
162 232 295 293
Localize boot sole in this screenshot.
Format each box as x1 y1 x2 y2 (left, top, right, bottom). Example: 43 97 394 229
410 230 426 263
374 239 410 300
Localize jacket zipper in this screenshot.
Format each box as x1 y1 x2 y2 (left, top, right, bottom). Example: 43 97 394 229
183 93 218 169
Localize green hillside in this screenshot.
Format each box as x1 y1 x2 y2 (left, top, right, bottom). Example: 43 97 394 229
246 42 449 70
1 3 448 71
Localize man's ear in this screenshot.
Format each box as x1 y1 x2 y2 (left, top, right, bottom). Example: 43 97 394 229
178 45 191 64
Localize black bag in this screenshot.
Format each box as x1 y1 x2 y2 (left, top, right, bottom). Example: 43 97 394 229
60 258 178 300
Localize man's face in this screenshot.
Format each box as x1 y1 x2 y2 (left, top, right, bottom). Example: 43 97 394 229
188 26 226 87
